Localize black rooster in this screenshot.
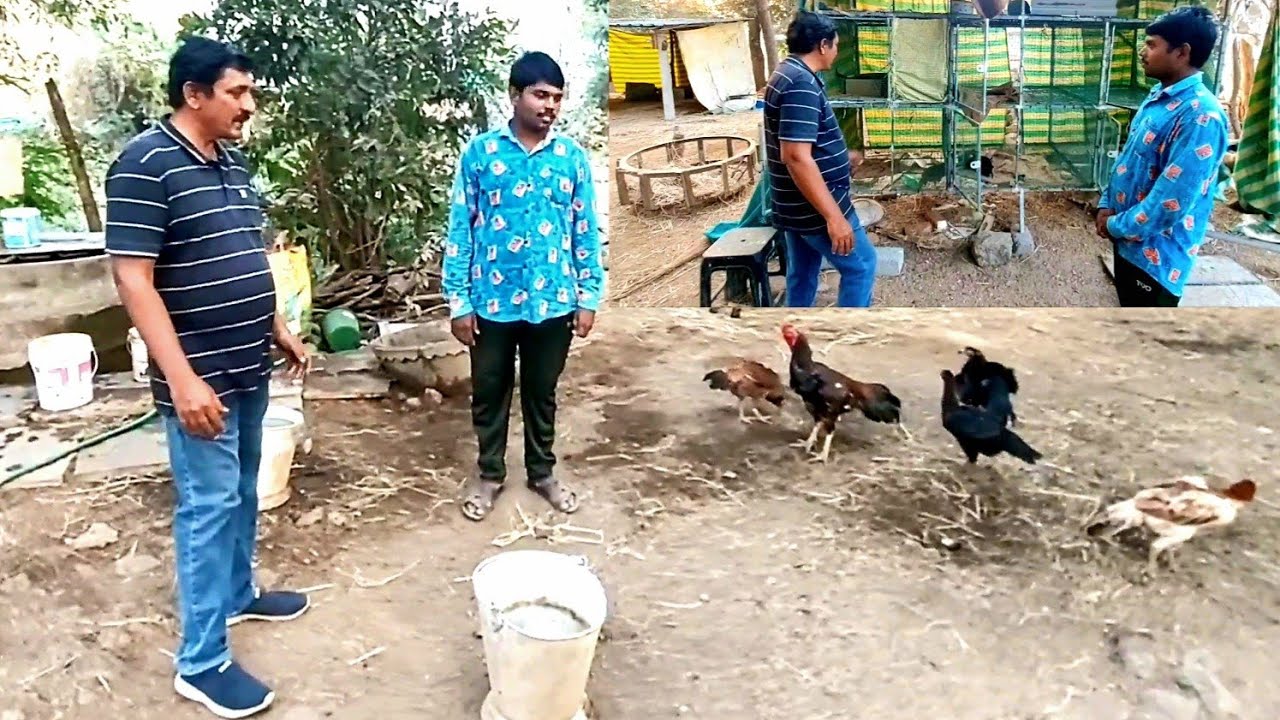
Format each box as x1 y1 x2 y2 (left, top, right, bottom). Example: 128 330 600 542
940 370 1040 465
954 346 1019 427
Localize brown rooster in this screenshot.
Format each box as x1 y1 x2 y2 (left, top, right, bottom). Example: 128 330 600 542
703 359 786 424
781 323 902 463
1086 476 1256 574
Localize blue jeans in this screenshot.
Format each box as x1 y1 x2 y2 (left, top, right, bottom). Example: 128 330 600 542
162 384 269 676
782 211 877 307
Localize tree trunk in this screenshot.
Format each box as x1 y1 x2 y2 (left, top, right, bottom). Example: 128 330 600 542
45 79 102 232
755 0 780 74
747 18 767 89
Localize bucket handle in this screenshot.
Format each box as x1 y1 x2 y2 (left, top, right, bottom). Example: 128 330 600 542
89 350 99 378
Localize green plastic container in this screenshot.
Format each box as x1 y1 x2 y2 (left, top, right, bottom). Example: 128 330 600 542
321 308 361 352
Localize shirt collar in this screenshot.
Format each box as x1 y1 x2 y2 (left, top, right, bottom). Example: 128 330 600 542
159 114 229 165
784 55 825 88
499 120 558 155
1152 72 1204 101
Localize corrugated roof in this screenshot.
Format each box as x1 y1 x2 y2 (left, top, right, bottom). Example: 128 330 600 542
609 17 746 31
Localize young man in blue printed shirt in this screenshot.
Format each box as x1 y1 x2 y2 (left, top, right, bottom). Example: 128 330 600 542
1096 7 1228 307
764 11 877 307
104 37 310 718
443 52 604 522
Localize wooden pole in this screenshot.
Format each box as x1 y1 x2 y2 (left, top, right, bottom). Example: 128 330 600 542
747 18 767 89
656 31 677 122
755 0 780 73
45 79 102 232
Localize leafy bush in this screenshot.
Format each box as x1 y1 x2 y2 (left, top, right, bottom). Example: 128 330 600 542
0 125 85 230
185 0 516 271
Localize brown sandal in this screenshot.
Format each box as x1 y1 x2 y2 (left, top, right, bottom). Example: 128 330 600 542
461 478 505 521
530 477 579 514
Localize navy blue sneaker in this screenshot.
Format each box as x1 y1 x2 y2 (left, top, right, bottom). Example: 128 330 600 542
227 589 311 627
173 660 274 718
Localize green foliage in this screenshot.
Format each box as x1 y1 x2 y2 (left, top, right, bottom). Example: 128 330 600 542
0 125 85 229
64 19 172 159
551 1 609 159
0 0 123 89
185 0 516 271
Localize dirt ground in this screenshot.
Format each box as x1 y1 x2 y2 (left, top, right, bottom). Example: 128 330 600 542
607 99 1280 308
3 308 1280 719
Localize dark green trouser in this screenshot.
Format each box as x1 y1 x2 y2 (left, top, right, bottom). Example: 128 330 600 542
471 313 574 486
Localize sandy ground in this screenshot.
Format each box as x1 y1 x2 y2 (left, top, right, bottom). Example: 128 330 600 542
607 99 1280 308
3 307 1280 719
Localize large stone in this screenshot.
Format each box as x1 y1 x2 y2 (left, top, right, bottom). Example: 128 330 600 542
971 231 1013 268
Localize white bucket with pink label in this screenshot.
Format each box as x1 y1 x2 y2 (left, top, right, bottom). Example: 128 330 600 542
27 333 98 412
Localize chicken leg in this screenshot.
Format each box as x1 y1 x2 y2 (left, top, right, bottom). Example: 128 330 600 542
790 422 822 453
749 400 773 424
737 398 756 424
809 431 836 463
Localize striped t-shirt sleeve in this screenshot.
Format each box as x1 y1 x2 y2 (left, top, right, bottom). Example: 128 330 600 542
777 78 822 144
104 154 168 259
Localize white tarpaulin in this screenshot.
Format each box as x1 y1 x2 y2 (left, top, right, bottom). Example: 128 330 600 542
674 22 758 114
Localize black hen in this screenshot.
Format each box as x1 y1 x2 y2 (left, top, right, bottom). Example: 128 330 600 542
940 370 1040 465
954 347 1019 427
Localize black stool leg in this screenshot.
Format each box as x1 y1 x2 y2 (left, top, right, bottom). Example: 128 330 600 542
754 260 770 307
700 263 713 307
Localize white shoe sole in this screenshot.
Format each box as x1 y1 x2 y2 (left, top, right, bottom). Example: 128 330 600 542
226 596 312 627
174 675 275 719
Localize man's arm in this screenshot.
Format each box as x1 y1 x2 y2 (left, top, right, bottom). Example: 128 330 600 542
104 157 226 437
443 144 479 321
1107 112 1228 245
569 149 604 314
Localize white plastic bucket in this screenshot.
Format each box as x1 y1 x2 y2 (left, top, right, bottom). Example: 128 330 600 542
471 550 608 720
257 404 303 511
1 207 42 249
127 327 149 382
27 333 97 411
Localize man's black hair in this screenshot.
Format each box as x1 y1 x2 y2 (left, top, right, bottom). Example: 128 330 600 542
1146 6 1219 69
168 36 255 109
510 51 565 93
786 11 838 55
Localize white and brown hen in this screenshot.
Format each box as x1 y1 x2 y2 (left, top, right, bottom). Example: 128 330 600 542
1086 476 1256 573
703 359 786 424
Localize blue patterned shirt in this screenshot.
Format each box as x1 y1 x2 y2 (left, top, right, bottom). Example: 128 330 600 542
443 124 604 323
1101 72 1228 296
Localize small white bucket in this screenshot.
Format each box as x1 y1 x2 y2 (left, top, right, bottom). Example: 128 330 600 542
257 404 303 511
127 327 149 382
27 333 97 412
471 550 608 720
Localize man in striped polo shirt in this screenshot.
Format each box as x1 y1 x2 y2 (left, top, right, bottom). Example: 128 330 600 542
764 11 878 307
105 37 310 718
